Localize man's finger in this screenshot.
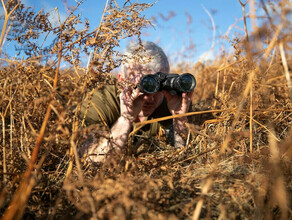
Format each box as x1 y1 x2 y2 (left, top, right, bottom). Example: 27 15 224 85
182 92 192 106
187 90 194 98
162 90 173 100
131 87 142 100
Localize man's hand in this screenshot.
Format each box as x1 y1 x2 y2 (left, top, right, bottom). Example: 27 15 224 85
120 87 145 122
119 72 146 122
163 90 194 148
163 91 193 115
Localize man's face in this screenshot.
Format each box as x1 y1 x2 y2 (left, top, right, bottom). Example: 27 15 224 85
139 91 164 117
122 63 164 117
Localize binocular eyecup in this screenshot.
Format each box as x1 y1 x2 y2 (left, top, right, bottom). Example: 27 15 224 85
139 72 196 95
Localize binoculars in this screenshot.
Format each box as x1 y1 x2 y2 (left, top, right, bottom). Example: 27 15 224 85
138 72 196 95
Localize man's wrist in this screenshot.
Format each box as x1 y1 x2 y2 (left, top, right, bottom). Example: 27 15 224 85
173 117 188 148
173 116 188 125
110 114 134 150
120 113 136 124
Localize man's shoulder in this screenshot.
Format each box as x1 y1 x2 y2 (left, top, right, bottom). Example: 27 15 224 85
81 79 120 127
91 80 119 102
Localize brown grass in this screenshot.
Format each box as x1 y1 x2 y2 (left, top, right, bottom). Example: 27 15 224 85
0 0 291 219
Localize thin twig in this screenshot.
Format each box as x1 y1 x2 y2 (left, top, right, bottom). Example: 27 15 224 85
268 131 288 219
238 0 249 42
9 104 13 155
249 0 257 33
264 23 283 58
245 114 280 141
279 41 292 102
176 146 221 164
219 69 255 155
2 31 63 220
260 0 274 27
216 58 245 72
86 0 110 74
135 108 292 127
199 4 216 62
136 109 235 126
1 113 7 186
192 177 213 220
213 71 220 108
250 82 253 153
0 1 20 52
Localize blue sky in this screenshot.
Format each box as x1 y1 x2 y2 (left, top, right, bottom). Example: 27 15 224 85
2 0 261 65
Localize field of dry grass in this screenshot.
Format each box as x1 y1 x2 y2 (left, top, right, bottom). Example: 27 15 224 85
0 0 291 219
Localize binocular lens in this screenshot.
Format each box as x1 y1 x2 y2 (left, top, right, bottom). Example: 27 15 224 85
140 76 159 93
178 75 195 91
139 72 196 94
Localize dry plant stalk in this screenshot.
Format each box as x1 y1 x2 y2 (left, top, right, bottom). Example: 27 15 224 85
2 36 62 220
0 0 19 51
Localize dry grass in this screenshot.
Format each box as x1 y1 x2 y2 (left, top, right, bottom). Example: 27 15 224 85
0 0 292 219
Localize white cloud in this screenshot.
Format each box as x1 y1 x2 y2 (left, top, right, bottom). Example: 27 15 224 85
198 50 216 62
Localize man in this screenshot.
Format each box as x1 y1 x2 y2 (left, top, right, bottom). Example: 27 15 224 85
79 41 193 163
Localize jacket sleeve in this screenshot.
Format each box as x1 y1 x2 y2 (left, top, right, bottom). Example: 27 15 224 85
80 85 120 128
